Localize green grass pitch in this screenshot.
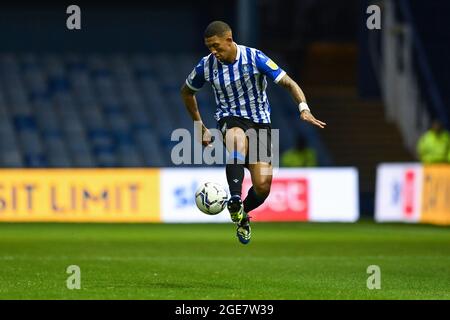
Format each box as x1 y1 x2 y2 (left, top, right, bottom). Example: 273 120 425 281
0 221 449 299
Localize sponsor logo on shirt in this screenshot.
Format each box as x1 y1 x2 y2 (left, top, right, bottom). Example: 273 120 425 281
266 59 278 70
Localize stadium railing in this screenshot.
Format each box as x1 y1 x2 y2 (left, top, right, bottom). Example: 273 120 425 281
379 0 449 155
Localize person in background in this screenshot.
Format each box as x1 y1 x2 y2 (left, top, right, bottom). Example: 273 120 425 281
448 144 450 163
416 120 450 164
281 134 317 167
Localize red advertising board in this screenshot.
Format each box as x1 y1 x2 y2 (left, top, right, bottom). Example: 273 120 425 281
242 176 309 221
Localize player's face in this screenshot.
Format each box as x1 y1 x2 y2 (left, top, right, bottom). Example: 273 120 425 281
204 33 233 63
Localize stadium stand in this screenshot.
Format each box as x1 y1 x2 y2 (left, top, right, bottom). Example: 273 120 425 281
0 53 330 168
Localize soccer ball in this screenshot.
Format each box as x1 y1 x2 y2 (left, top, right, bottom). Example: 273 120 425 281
195 182 228 215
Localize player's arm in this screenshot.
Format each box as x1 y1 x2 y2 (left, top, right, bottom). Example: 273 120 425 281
181 58 213 147
180 84 203 124
254 50 326 129
180 84 212 147
277 74 326 129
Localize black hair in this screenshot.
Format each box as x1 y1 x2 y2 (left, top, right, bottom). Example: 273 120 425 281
204 21 232 38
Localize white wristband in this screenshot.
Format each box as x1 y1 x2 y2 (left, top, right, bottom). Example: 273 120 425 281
298 102 310 113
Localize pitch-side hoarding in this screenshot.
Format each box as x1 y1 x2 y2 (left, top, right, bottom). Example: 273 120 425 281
0 168 359 223
375 163 450 225
161 168 359 223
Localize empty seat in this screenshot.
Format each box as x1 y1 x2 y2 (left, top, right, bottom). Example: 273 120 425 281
72 153 96 167
18 130 44 154
0 149 23 167
24 154 48 167
0 52 331 168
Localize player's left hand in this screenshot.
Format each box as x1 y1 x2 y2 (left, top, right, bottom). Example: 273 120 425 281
300 110 327 129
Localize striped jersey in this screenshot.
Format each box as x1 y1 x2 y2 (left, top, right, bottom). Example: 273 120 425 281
185 43 286 124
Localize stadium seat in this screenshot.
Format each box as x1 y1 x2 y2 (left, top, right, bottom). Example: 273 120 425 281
0 52 330 168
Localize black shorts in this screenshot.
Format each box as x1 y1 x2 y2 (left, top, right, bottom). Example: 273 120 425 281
217 116 272 165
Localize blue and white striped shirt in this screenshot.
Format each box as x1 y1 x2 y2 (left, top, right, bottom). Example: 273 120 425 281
185 43 286 124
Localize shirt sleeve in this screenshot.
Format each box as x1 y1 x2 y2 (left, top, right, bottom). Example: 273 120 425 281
254 50 286 83
185 58 206 91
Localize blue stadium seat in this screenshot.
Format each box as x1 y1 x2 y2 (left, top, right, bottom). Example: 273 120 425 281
1 149 23 167
24 154 48 167
0 52 331 168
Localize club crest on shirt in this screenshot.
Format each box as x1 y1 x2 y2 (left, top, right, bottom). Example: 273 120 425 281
266 59 279 70
242 64 250 73
213 69 218 79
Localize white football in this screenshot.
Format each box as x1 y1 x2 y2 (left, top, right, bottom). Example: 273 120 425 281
195 182 228 215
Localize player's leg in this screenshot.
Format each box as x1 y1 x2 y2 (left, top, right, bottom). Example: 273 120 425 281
224 127 248 197
244 121 272 214
235 121 272 244
235 162 272 245
244 162 272 213
224 126 248 223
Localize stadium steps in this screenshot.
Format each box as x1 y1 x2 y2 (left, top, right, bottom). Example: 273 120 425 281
309 88 414 192
301 42 414 193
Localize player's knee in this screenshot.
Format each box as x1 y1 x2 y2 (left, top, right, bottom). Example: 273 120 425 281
254 180 271 198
